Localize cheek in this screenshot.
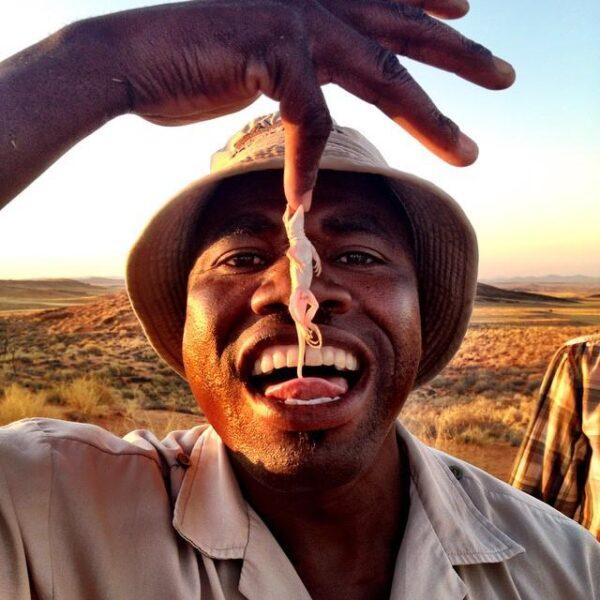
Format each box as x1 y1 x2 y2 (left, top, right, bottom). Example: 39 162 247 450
363 274 422 369
182 289 218 371
182 276 257 418
182 279 240 391
183 276 246 358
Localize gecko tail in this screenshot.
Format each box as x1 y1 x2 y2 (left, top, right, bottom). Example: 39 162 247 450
296 323 306 379
289 288 323 378
306 324 322 347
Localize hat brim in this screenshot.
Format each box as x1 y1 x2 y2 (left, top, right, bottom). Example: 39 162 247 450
126 156 477 387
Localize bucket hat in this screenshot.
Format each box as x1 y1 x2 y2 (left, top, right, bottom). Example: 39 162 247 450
127 112 477 387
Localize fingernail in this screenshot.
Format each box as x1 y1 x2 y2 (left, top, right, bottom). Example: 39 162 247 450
299 190 312 212
457 132 479 165
452 0 470 13
493 56 516 84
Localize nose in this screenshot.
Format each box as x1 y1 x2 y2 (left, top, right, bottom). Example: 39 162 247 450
250 257 353 320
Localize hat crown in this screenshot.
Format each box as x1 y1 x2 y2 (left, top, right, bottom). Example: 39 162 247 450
210 112 389 174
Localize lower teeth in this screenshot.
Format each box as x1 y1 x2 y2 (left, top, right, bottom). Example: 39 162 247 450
284 396 340 406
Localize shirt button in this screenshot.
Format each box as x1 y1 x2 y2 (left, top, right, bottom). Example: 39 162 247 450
176 452 191 467
449 465 463 480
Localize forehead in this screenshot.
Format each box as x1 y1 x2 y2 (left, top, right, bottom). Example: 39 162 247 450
196 170 413 251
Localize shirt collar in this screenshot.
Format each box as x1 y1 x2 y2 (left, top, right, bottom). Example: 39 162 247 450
397 422 524 566
172 426 248 559
172 427 311 599
172 422 524 598
390 424 524 599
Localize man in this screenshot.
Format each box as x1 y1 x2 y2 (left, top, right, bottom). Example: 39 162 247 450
1 1 598 599
511 334 600 541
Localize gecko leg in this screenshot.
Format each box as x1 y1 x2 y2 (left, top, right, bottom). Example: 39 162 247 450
312 244 322 277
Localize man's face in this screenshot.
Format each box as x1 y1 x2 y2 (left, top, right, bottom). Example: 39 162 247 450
183 170 421 491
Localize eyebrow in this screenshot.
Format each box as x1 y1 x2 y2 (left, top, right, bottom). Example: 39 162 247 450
320 214 394 242
201 211 395 250
202 213 279 247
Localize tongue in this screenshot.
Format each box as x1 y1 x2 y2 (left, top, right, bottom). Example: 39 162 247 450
265 377 348 401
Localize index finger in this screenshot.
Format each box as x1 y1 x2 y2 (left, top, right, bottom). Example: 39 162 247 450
277 53 332 211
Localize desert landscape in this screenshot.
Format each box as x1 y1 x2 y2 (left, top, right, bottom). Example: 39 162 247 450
1 276 599 481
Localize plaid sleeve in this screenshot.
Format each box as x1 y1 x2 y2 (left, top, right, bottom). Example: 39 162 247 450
579 340 600 538
510 340 590 520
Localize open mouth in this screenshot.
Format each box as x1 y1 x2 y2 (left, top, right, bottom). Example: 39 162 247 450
244 345 364 406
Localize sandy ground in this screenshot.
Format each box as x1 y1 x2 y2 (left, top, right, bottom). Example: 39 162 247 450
436 441 519 482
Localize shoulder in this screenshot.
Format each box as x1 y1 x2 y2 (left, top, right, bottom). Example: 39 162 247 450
0 417 207 492
563 332 600 348
432 448 600 586
0 417 156 466
0 418 210 545
435 449 566 521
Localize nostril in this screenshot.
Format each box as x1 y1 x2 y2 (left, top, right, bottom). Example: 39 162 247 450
311 277 353 316
318 293 352 316
318 300 338 316
251 296 288 316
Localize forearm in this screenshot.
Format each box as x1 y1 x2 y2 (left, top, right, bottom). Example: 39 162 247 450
0 20 129 208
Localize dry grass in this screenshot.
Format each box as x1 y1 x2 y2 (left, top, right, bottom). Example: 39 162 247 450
399 314 599 447
48 377 120 421
0 384 60 425
118 402 201 439
0 380 200 439
402 393 534 447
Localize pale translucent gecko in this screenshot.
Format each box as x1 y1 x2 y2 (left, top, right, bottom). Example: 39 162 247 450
282 204 322 378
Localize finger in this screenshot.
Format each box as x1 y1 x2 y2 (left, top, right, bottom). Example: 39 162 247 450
396 0 469 20
330 1 515 90
320 33 478 166
271 52 333 210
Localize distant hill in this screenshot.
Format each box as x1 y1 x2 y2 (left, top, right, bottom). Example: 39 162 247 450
77 277 125 288
487 275 600 285
0 278 123 312
483 276 600 299
0 278 112 298
30 291 139 335
475 283 578 305
31 286 575 338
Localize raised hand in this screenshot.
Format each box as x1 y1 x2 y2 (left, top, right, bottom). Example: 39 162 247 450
0 0 514 209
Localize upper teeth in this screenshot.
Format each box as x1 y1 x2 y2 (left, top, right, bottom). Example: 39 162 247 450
252 345 359 375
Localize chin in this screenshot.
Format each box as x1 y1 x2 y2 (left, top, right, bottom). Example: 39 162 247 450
228 434 368 493
225 401 394 493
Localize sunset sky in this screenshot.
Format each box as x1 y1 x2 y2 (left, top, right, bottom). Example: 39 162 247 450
0 0 598 280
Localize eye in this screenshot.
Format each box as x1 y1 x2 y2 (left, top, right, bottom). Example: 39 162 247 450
221 251 267 269
336 250 382 266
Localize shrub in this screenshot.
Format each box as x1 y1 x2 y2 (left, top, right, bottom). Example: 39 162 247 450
54 376 120 421
83 344 103 356
401 393 535 447
0 384 59 426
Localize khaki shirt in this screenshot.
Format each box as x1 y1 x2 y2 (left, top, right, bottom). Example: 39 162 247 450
1 418 598 599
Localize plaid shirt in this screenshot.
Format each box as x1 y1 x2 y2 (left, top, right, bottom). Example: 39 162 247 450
510 334 600 540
